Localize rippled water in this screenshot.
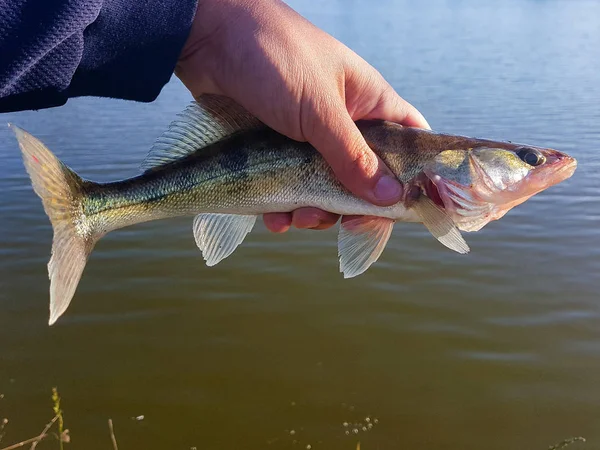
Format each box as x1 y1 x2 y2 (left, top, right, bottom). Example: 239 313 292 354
1 0 599 449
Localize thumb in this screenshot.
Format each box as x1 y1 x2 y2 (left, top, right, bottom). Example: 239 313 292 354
305 104 403 206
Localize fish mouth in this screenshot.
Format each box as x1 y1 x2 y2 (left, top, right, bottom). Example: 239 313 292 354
556 155 577 179
540 149 577 177
524 151 577 195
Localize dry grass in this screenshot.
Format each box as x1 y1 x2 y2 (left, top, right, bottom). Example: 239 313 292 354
0 389 590 450
548 438 587 450
107 419 118 450
0 388 77 450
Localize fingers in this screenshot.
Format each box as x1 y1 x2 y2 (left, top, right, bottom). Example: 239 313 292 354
343 65 430 129
304 103 404 207
362 84 431 130
263 212 292 233
292 208 339 230
263 208 340 232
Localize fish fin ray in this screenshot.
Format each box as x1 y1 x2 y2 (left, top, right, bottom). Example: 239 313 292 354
48 224 95 325
338 216 394 278
429 174 494 232
193 213 257 266
141 95 264 172
9 124 98 325
413 195 470 254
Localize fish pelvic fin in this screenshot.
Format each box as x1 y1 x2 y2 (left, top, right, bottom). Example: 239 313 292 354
338 216 395 278
10 124 98 326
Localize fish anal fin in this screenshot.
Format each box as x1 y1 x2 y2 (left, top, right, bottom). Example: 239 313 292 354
338 216 395 278
141 95 264 172
193 213 257 266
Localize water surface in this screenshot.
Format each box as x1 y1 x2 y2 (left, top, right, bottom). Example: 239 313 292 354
1 0 599 449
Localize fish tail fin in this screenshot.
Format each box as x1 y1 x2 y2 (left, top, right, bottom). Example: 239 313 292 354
10 124 99 325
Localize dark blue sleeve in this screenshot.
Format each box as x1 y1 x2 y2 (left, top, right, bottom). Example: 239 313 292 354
0 0 198 113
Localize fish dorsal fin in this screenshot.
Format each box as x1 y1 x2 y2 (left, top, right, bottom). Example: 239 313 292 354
141 94 264 172
412 195 470 254
338 216 395 278
193 213 257 266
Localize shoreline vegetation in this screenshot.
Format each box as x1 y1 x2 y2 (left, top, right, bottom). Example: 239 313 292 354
0 388 589 450
0 388 114 450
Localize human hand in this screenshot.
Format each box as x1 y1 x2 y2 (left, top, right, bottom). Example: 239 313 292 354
175 0 430 232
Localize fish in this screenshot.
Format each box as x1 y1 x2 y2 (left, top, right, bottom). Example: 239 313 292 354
9 94 577 325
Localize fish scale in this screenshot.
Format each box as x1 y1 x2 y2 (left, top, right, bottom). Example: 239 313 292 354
8 94 576 325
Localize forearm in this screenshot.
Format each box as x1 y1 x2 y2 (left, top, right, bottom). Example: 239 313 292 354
0 0 198 113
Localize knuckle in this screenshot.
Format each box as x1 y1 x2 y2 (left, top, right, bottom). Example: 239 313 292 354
343 141 377 180
379 84 403 110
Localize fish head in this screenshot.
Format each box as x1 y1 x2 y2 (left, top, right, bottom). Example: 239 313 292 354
422 145 577 232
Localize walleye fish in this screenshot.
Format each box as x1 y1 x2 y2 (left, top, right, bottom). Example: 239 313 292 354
9 95 577 325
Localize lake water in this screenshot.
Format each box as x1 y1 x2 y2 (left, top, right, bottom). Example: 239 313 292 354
1 0 599 449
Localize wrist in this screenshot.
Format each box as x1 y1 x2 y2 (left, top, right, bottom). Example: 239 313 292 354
175 0 290 97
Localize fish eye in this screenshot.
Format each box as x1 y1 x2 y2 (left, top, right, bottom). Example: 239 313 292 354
516 147 546 167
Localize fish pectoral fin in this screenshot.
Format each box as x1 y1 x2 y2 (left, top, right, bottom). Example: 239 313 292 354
193 213 257 266
413 195 470 254
338 216 395 279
